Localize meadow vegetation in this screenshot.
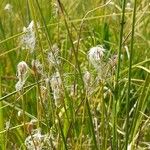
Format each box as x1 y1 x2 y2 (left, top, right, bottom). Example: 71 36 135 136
0 0 150 149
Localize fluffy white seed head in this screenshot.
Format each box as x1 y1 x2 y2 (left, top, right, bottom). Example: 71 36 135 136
47 44 60 66
31 59 43 75
15 80 25 91
4 3 13 12
17 61 28 74
15 61 29 91
88 45 105 70
40 86 47 102
20 21 36 52
23 21 34 33
17 61 28 80
88 46 105 62
50 72 62 107
83 71 91 87
50 72 62 90
25 128 44 150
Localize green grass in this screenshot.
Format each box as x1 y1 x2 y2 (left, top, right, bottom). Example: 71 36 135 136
0 0 150 149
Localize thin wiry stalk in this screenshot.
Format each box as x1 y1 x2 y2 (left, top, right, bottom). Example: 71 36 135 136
0 19 16 72
0 66 5 150
116 0 126 97
113 0 126 148
101 83 106 150
56 0 84 88
77 100 87 149
86 98 98 150
57 113 68 150
126 0 137 149
34 0 52 47
56 0 84 141
116 0 126 102
20 89 26 138
0 80 44 101
76 0 112 54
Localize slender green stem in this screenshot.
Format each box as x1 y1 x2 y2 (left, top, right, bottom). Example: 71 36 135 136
113 0 126 149
34 0 53 47
86 99 98 150
57 113 68 150
0 65 5 150
21 90 26 138
78 99 86 149
99 82 106 150
125 0 137 149
57 0 84 88
116 0 126 94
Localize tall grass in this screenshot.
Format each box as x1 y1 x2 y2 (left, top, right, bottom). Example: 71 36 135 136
0 0 150 149
125 0 137 149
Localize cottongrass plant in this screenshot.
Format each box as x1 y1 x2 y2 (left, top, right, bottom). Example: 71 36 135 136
31 59 44 76
25 128 54 150
50 71 63 107
0 0 150 149
15 61 29 91
20 21 36 52
88 45 105 70
47 44 61 67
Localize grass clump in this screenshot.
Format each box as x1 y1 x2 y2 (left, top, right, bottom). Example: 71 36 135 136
0 0 150 149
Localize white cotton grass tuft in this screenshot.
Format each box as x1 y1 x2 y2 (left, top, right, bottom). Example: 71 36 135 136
16 61 28 80
50 72 62 107
88 45 105 71
83 70 91 89
25 128 44 150
15 81 25 92
31 59 43 75
25 127 58 149
20 21 36 52
15 61 29 91
4 3 13 12
47 44 60 67
39 86 48 103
